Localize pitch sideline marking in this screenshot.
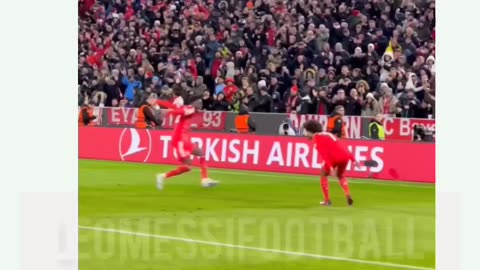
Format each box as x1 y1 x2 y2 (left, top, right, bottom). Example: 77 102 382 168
80 160 435 189
79 226 434 270
206 169 434 189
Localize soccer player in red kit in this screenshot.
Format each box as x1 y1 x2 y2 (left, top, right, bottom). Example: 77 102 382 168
155 95 218 189
303 120 356 206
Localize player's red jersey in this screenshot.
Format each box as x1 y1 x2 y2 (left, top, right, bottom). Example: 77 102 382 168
313 132 355 169
169 105 196 142
157 100 196 160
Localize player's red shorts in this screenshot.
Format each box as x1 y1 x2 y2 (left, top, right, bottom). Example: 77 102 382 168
323 160 349 177
173 139 194 162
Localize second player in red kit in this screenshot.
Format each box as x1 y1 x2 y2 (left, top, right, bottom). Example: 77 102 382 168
303 120 356 206
155 95 219 189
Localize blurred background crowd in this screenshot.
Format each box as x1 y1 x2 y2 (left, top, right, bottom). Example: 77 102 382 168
78 0 435 118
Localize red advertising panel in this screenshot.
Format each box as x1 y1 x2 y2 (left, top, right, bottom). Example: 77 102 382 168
287 113 435 141
104 107 226 130
79 127 435 183
382 117 436 141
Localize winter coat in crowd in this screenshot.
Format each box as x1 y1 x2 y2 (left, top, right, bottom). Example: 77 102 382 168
312 95 331 115
254 91 273 113
315 29 330 53
362 93 382 117
133 90 151 108
202 96 213 111
296 93 312 115
206 40 221 65
271 90 285 113
345 96 362 116
191 76 208 96
244 94 256 112
378 94 400 116
212 93 230 111
122 76 142 101
398 91 422 118
103 80 122 107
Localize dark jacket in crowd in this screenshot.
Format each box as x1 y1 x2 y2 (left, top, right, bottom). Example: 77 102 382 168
345 96 362 116
399 93 421 118
253 93 273 113
133 90 151 108
212 99 230 111
103 83 121 107
311 96 331 115
202 97 213 110
297 94 312 115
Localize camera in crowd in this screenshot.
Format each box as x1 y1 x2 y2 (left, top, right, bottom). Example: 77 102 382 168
278 119 298 136
413 124 435 142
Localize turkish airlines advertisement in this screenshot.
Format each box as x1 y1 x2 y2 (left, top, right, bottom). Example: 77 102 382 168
104 107 226 130
79 127 435 183
286 113 435 141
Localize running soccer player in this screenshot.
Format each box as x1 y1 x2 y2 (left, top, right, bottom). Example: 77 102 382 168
302 120 356 206
155 95 219 189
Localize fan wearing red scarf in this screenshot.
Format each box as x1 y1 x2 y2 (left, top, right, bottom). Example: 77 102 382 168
302 120 356 206
155 95 218 189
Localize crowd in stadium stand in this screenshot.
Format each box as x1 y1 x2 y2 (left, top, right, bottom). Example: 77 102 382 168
78 0 435 118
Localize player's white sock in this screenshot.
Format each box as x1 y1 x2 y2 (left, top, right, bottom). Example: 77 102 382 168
156 174 166 190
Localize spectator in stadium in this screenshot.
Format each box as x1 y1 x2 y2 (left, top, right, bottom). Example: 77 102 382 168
78 102 97 126
331 89 347 109
424 77 435 118
345 88 363 116
121 70 142 103
223 77 239 104
286 86 300 113
362 92 382 117
271 89 284 113
398 89 421 118
214 77 226 96
212 92 229 111
368 113 385 140
90 91 107 107
159 86 173 101
103 76 122 107
191 76 208 96
379 86 401 117
234 104 256 134
135 94 163 129
202 89 214 111
253 87 273 113
78 0 435 119
327 105 347 139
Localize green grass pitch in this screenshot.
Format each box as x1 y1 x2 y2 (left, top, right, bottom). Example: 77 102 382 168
79 159 435 270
